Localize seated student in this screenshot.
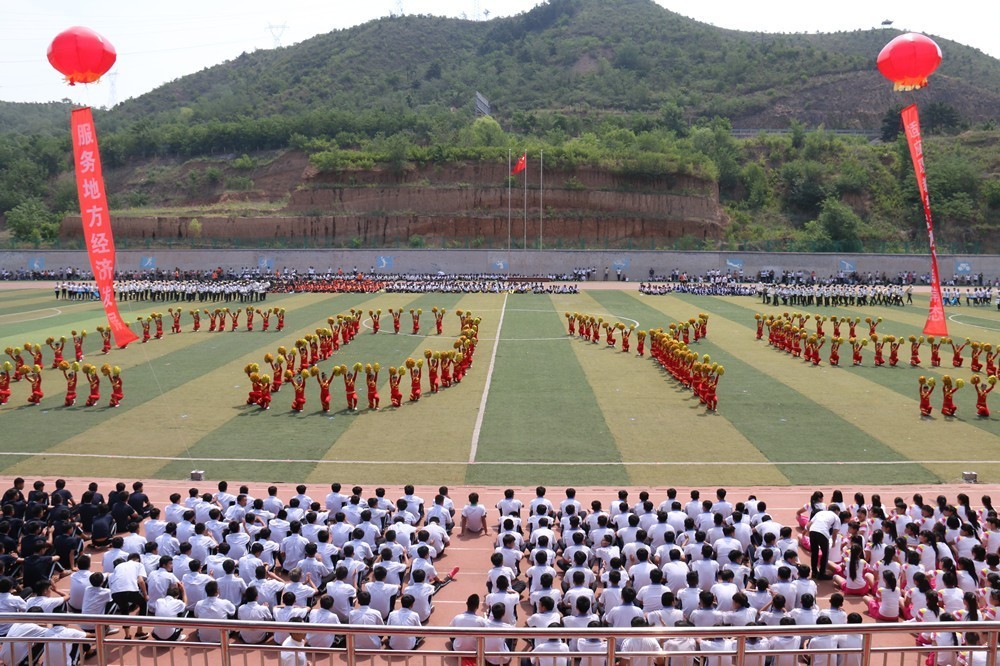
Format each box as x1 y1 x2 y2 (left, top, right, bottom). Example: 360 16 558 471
194 580 236 643
151 585 188 641
386 594 423 651
407 568 438 623
80 572 113 633
306 595 342 649
349 591 385 652
237 586 274 645
449 594 487 653
25 579 69 613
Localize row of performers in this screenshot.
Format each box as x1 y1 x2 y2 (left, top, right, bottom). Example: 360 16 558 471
136 307 287 339
246 346 477 412
757 315 1000 373
0 361 123 408
565 312 710 349
918 374 996 418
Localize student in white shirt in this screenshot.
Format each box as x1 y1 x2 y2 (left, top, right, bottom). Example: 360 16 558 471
407 568 437 623
151 586 187 641
306 595 342 648
237 586 274 644
194 580 237 643
449 594 488 653
386 594 423 650
461 493 489 536
620 617 663 666
278 620 308 666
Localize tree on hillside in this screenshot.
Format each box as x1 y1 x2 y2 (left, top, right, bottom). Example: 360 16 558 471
5 199 59 244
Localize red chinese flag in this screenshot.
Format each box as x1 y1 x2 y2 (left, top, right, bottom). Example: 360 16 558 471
900 104 948 338
511 152 526 175
71 107 138 348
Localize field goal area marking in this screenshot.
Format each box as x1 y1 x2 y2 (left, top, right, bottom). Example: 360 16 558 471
0 302 96 324
1 451 995 467
948 314 1000 333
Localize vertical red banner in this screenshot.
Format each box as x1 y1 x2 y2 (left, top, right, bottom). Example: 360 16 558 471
71 107 138 348
901 104 948 338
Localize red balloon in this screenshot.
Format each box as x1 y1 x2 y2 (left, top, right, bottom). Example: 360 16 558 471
877 33 942 91
47 27 117 85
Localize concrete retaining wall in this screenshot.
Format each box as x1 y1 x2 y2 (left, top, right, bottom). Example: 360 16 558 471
2 249 997 280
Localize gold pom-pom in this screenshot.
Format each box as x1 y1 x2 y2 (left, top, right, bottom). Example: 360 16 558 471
716 366 725 376
927 377 936 386
71 361 80 372
416 358 424 368
373 362 381 373
971 375 982 385
300 369 310 379
424 349 432 359
309 366 319 377
264 353 274 364
956 379 965 389
919 376 927 384
353 362 363 373
989 376 998 386
58 361 70 371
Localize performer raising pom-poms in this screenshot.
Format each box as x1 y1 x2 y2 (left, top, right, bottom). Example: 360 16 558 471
97 326 112 354
275 307 285 332
940 375 963 417
258 374 272 410
410 309 422 335
343 363 361 411
909 335 923 367
389 308 403 334
168 308 182 334
25 365 43 405
636 329 646 357
928 336 942 367
0 362 12 405
72 330 86 362
108 366 123 407
433 307 445 335
61 361 79 407
918 376 935 417
566 312 575 336
244 364 262 405
388 366 403 407
47 336 66 369
288 369 308 412
190 309 201 332
829 337 843 367
366 363 380 410
152 312 164 339
621 324 633 353
406 357 422 402
314 367 332 413
971 342 984 374
973 375 996 418
888 336 901 368
138 317 151 343
83 364 100 407
369 309 381 334
950 338 968 368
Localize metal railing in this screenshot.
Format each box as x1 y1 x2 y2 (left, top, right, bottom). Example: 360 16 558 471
1 614 998 666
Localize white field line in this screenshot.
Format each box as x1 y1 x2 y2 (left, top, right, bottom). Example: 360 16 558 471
468 292 507 464
948 314 1000 333
0 301 96 323
0 451 994 467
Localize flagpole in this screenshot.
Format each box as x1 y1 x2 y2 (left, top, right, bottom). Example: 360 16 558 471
523 151 527 252
507 149 511 264
539 149 544 251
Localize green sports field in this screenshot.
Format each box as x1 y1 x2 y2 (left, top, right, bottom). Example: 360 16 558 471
1 285 999 487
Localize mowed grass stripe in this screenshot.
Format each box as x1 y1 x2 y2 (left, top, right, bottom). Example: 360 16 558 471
595 290 937 486
551 291 790 488
466 294 629 486
0 293 351 478
303 293 501 484
154 293 467 482
0 295 93 320
697 296 1000 439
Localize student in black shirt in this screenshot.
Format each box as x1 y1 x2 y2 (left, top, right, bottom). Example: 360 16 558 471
51 480 75 508
71 492 99 534
127 482 151 518
22 546 59 589
1 478 26 518
90 506 115 549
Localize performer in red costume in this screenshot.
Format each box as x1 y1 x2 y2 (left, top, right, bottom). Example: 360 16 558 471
950 338 969 368
28 344 43 370
369 309 382 334
970 343 984 374
61 361 79 407
389 308 402 334
928 336 942 368
940 375 963 417
153 313 164 339
871 335 885 367
47 336 66 369
228 308 240 332
342 363 360 411
592 318 601 344
169 308 182 334
566 312 576 336
206 309 218 332
909 335 923 367
0 362 12 405
754 315 765 340
426 351 440 394
388 366 403 407
98 327 112 354
366 363 380 409
260 308 271 332
245 364 262 405
24 365 43 405
314 367 333 413
605 322 617 348
83 365 100 407
407 358 422 402
245 307 255 332
276 308 285 332
138 317 151 343
812 336 826 366
888 336 901 367
973 375 996 418
258 374 272 410
107 366 124 408
621 325 633 353
267 352 285 393
918 376 934 417
636 329 646 357
288 369 307 412
867 317 882 337
410 309 422 335
72 330 86 361
851 338 867 366
433 307 445 335
986 344 999 377
190 309 201 332
829 337 843 367
831 316 844 339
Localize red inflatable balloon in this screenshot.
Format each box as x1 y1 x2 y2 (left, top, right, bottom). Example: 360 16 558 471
877 33 942 91
47 27 117 85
